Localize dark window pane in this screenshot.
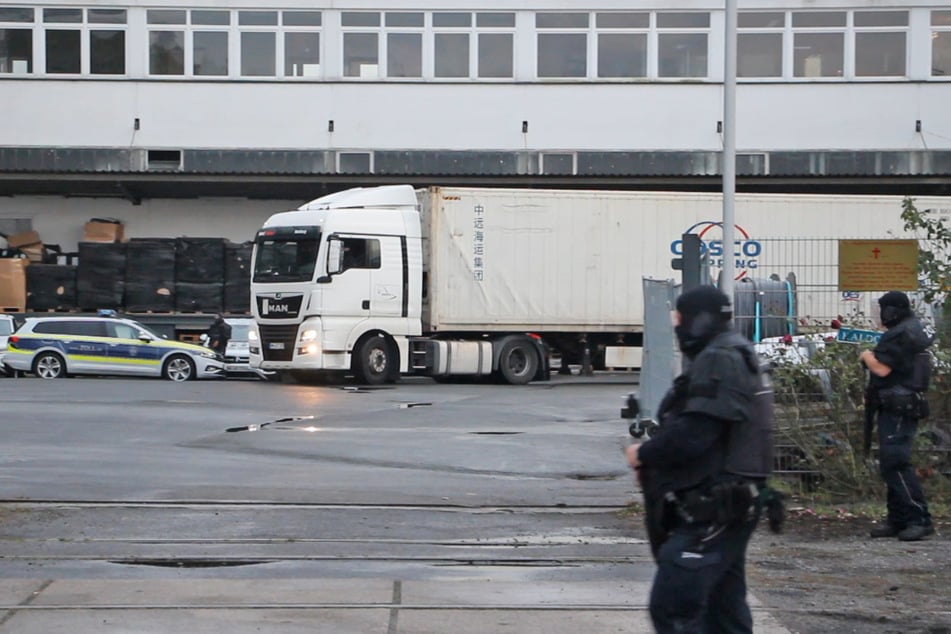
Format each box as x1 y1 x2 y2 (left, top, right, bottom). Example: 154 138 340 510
477 13 514 28
538 33 587 77
596 13 648 29
241 32 275 76
342 12 380 27
738 12 784 28
435 33 468 77
284 32 319 77
0 28 32 73
434 12 470 27
387 32 421 77
149 30 184 75
933 11 951 27
542 153 573 175
657 13 710 28
192 10 229 26
45 29 80 73
658 33 708 77
43 8 81 23
0 7 34 22
339 152 371 172
283 11 321 27
598 33 646 78
856 32 905 76
738 33 782 77
792 12 847 28
343 32 378 77
793 32 843 77
854 11 908 27
194 31 228 75
239 11 277 26
90 30 125 74
536 13 588 29
386 12 423 27
478 33 512 77
88 9 126 24
148 10 186 25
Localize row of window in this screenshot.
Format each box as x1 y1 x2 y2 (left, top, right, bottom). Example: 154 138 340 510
2 7 951 80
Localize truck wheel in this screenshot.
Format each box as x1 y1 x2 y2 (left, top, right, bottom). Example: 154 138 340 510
33 352 66 379
498 338 538 385
163 354 195 382
354 335 391 386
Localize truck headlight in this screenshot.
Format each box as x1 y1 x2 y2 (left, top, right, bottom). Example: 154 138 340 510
248 330 259 342
300 330 318 342
298 342 320 356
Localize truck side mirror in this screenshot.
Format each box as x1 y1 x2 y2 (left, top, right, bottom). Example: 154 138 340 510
326 238 344 276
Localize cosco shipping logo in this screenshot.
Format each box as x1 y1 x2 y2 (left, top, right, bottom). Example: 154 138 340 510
670 221 762 280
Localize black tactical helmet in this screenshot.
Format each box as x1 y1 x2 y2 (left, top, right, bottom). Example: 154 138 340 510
675 286 733 358
878 291 911 328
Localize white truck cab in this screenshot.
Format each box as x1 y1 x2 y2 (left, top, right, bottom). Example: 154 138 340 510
248 185 548 385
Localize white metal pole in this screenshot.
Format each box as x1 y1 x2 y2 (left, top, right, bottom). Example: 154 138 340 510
721 0 737 299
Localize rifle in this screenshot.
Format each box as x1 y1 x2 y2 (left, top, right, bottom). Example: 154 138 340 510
863 385 875 459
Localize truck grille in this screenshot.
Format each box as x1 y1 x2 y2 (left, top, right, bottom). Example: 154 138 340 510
259 324 299 362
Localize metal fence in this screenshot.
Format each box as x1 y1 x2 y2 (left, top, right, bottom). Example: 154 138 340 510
730 237 928 342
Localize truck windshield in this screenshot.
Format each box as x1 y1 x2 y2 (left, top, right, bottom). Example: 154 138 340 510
253 235 321 283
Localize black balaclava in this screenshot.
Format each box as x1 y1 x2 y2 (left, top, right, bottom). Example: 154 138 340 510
675 286 733 359
878 291 911 328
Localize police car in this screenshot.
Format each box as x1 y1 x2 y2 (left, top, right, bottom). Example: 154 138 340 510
3 314 224 381
0 314 15 376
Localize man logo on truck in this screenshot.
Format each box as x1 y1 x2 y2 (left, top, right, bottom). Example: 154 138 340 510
670 221 761 280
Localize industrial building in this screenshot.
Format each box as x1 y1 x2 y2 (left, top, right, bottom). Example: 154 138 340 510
1 0 950 249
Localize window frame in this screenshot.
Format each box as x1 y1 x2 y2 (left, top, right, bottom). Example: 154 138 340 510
40 7 128 77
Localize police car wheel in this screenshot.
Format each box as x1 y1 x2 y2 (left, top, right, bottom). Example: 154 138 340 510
163 354 195 382
33 352 66 379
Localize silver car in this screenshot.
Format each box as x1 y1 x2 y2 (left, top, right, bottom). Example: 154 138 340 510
0 314 15 376
201 317 273 380
4 315 224 381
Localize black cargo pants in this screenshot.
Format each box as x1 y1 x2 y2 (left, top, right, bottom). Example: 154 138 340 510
649 510 760 633
877 410 931 528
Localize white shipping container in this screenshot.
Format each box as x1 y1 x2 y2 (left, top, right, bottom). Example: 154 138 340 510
418 187 951 332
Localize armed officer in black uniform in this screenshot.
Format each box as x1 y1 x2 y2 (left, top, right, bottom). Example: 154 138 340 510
625 286 773 634
862 291 934 542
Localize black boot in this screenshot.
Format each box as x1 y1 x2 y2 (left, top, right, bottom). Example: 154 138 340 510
898 524 934 542
869 523 903 538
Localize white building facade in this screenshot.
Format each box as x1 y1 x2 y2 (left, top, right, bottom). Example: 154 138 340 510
1 0 950 246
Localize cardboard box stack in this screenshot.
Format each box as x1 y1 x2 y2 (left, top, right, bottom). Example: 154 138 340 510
7 230 46 263
82 218 125 243
0 257 28 311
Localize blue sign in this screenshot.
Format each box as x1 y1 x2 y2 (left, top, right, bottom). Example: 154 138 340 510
836 328 882 344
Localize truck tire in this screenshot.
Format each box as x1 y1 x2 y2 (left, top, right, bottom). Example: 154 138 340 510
353 335 391 386
33 351 66 379
498 338 538 385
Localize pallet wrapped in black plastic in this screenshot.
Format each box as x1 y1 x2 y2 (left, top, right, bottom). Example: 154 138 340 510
224 241 252 314
26 264 77 311
175 237 225 285
76 242 126 311
176 282 223 313
125 238 176 312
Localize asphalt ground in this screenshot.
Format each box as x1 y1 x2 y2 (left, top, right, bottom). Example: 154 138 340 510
0 372 791 633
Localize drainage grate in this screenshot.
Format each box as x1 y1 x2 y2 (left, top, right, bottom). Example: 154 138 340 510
111 559 267 568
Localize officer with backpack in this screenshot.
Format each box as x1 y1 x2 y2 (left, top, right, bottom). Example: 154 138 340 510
862 291 934 542
625 286 775 634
